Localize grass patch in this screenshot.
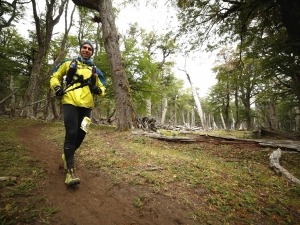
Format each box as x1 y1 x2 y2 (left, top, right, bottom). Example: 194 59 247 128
0 118 58 225
1 117 299 225
74 125 300 225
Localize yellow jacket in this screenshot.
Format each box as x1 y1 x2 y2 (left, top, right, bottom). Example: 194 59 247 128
50 58 106 108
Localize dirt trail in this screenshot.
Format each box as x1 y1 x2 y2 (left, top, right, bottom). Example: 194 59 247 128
19 123 195 225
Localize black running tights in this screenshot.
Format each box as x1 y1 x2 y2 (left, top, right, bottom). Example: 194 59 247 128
63 104 91 168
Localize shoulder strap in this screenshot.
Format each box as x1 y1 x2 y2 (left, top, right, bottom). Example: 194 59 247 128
52 58 73 73
94 67 107 86
65 59 78 85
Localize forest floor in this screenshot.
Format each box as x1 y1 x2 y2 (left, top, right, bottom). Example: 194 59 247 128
0 117 300 225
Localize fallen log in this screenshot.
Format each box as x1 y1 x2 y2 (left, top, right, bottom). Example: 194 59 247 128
132 130 300 151
259 127 300 140
269 148 300 185
132 130 196 143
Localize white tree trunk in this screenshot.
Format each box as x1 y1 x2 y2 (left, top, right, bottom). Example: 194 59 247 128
174 100 177 125
231 110 235 129
185 74 206 129
160 97 167 125
213 121 218 129
181 111 186 127
186 110 190 127
220 111 226 129
191 107 195 127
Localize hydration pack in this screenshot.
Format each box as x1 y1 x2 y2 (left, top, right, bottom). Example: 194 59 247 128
54 57 106 90
66 59 78 85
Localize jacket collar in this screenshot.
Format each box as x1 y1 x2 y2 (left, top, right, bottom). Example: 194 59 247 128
77 56 94 66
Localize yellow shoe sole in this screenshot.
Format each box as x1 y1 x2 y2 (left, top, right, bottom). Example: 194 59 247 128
65 171 80 186
65 178 80 186
62 154 67 170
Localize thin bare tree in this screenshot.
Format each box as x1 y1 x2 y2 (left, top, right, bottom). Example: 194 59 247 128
21 0 68 118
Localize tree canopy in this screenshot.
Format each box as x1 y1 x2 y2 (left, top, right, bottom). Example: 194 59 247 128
0 0 299 132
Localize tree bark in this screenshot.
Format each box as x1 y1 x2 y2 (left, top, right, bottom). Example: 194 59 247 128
146 98 152 117
220 110 226 129
296 107 300 132
72 0 137 131
277 0 300 55
224 85 230 130
0 0 18 31
267 0 300 108
191 108 195 127
9 75 16 117
184 70 207 130
161 97 168 125
48 2 75 120
22 0 67 118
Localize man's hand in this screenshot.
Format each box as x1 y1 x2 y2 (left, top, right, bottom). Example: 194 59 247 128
90 73 96 86
54 86 65 96
90 86 102 95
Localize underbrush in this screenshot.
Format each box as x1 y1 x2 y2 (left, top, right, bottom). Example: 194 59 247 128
0 118 57 225
1 117 299 225
47 123 300 224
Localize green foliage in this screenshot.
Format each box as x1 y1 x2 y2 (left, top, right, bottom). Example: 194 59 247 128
176 0 300 131
0 27 32 110
76 6 98 42
209 43 300 130
1 116 300 224
0 0 25 31
73 120 300 224
2 1 299 132
121 25 183 116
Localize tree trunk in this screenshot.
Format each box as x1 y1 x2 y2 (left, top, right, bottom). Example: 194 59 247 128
161 97 168 125
98 0 136 131
48 2 75 120
72 0 137 131
224 91 230 130
22 0 67 118
185 72 207 129
234 88 239 129
173 98 177 125
277 0 300 107
181 112 185 127
267 101 278 130
277 0 300 55
9 75 16 117
244 100 251 130
296 107 300 132
191 107 195 127
22 55 44 117
220 110 226 129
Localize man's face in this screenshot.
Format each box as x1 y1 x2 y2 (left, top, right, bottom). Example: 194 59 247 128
80 44 93 59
